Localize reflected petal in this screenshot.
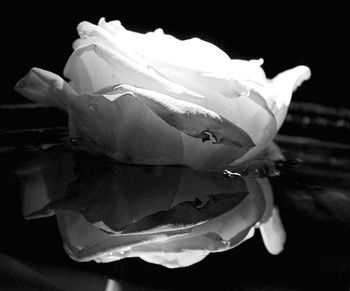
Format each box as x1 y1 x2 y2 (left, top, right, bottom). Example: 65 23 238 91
18 144 285 268
259 207 286 255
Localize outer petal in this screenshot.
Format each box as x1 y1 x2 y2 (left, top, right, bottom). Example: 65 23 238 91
111 85 255 149
200 90 277 169
14 67 76 110
268 65 311 129
97 84 275 169
68 84 257 169
68 91 184 166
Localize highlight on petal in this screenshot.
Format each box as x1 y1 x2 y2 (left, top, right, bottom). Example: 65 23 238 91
77 17 232 73
138 250 210 269
229 58 266 83
64 43 204 104
14 67 77 110
74 20 146 64
73 19 274 118
208 90 278 168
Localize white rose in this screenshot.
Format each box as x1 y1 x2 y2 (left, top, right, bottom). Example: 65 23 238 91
19 146 285 268
15 18 310 170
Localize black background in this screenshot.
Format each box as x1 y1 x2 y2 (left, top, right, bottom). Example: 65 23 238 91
3 3 348 108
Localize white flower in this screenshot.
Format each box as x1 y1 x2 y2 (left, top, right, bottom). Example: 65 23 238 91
15 18 310 170
19 146 286 268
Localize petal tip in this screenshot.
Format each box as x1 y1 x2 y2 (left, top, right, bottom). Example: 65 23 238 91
292 65 311 91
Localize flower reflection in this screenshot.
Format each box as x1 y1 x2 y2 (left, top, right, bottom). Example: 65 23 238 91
17 145 286 268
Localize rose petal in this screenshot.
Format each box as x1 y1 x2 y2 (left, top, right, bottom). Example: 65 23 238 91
76 18 231 72
103 74 277 168
106 88 275 170
110 84 255 150
138 250 210 268
71 164 183 232
14 67 76 110
57 210 190 262
255 178 286 255
64 44 129 95
73 20 274 119
229 58 267 83
17 148 76 219
122 192 248 234
149 59 247 95
149 58 275 117
191 179 266 241
269 65 311 129
64 43 204 104
259 207 286 255
74 20 146 64
55 174 269 267
57 82 257 169
68 91 184 165
114 179 268 268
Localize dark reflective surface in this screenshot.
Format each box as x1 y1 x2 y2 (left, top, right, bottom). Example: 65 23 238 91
1 136 350 290
16 145 285 268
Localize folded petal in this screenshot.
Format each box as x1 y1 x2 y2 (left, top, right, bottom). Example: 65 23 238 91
204 90 277 168
14 67 76 110
150 60 275 123
74 20 146 64
109 84 255 150
122 192 248 234
269 65 311 129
